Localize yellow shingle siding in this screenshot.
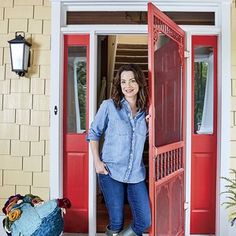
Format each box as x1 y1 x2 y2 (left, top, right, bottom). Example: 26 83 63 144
28 20 43 34
0 170 2 186
9 19 28 33
0 8 4 20
34 6 51 20
5 6 34 19
0 1 50 211
0 66 5 80
0 47 3 65
0 0 14 8
0 140 10 155
0 95 2 110
14 0 43 5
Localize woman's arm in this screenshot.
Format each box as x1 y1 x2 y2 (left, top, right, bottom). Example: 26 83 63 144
90 140 108 175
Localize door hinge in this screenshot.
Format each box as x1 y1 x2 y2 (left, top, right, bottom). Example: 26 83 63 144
184 50 190 58
184 202 189 210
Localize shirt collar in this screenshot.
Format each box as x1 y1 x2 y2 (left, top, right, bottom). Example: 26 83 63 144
121 97 131 112
121 97 142 117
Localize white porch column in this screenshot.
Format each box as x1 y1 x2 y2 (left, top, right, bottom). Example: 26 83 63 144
89 31 98 236
216 0 232 236
50 0 64 199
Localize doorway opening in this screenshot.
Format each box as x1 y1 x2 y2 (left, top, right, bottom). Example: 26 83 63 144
96 34 149 232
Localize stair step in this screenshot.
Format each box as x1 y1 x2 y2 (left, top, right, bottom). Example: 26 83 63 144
115 63 148 70
116 56 148 63
117 44 148 50
116 50 148 56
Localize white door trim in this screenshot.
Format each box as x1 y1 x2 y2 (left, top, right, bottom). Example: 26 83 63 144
50 0 64 199
216 1 232 236
50 1 232 235
88 30 98 236
184 30 192 236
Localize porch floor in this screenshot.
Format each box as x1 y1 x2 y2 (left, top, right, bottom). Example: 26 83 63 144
62 234 109 236
62 234 150 236
62 233 215 236
62 234 108 236
62 234 213 236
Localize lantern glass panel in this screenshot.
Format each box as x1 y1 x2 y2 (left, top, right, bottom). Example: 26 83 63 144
10 43 24 70
23 45 30 71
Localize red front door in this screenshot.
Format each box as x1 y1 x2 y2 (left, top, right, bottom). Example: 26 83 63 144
63 35 90 232
148 3 186 236
191 36 217 234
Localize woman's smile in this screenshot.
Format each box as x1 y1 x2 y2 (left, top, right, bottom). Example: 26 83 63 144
125 88 134 93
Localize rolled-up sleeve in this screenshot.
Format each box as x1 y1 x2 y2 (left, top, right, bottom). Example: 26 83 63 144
86 100 109 141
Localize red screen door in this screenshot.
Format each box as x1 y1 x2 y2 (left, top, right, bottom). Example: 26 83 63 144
148 3 185 235
63 35 89 232
191 36 217 234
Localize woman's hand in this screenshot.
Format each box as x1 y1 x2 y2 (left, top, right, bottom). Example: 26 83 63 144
90 140 108 175
145 114 151 122
94 159 108 175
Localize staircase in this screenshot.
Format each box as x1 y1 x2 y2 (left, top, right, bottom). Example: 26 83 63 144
113 43 148 79
106 35 148 97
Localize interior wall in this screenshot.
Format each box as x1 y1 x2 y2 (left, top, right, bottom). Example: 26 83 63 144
117 35 148 44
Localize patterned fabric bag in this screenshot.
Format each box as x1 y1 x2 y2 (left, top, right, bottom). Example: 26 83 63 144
2 194 71 236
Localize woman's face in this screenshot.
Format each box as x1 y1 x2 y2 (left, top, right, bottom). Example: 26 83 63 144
120 70 139 99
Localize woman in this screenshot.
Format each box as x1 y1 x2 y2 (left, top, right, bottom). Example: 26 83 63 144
87 64 151 236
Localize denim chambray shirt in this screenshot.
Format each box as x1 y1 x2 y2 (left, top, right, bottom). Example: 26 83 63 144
86 98 147 183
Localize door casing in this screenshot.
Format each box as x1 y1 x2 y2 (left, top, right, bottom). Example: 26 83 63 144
54 28 222 236
50 1 232 235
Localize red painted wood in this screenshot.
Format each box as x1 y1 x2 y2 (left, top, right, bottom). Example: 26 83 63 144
154 39 182 147
63 34 90 233
190 36 217 234
148 3 185 236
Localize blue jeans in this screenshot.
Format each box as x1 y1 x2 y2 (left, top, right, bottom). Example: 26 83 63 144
98 174 151 236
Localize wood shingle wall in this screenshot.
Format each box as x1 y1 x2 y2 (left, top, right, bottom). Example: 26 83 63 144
0 0 236 225
0 0 51 211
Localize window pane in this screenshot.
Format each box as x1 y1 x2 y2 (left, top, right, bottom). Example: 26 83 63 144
67 11 215 25
194 46 213 134
67 46 87 133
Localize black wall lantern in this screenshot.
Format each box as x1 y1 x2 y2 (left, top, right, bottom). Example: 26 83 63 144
8 31 32 77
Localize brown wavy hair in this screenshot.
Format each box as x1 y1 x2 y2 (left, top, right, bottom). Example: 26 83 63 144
111 64 148 111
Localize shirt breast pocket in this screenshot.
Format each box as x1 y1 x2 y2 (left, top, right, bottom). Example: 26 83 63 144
136 120 147 137
112 119 130 136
